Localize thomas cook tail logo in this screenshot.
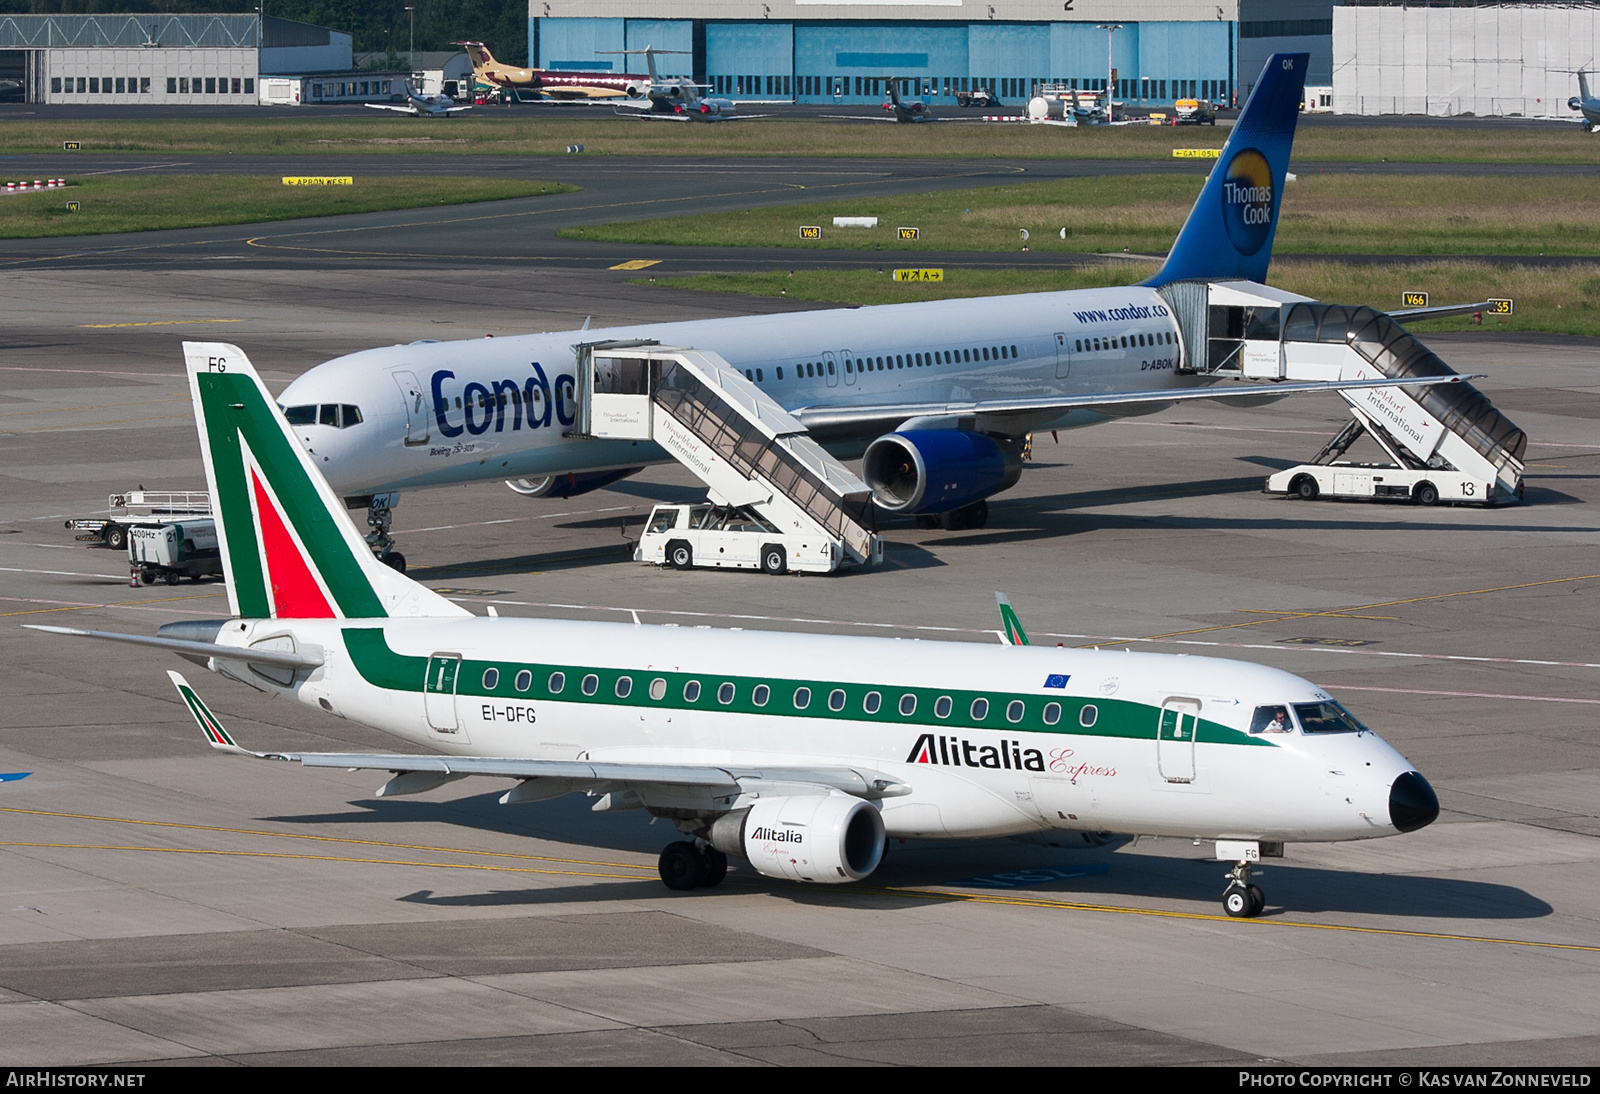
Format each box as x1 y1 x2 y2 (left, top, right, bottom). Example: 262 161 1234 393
1220 147 1274 256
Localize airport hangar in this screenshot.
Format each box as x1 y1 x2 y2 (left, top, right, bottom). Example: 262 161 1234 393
0 12 418 107
524 0 1337 109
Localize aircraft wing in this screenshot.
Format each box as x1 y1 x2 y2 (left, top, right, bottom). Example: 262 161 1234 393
792 372 1482 438
168 671 909 802
363 103 417 114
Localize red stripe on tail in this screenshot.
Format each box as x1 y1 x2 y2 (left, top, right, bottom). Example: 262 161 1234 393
251 469 335 618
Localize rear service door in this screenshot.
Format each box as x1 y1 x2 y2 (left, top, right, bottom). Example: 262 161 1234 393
424 654 468 742
1054 332 1071 379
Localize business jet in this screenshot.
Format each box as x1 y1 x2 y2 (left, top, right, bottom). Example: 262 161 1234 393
276 53 1455 566
1569 71 1600 131
595 46 745 121
364 82 471 117
459 40 652 103
31 343 1439 916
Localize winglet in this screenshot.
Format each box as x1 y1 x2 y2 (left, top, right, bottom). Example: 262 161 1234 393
168 670 251 755
995 592 1030 646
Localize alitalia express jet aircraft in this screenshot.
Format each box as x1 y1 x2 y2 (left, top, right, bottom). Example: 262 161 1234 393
273 53 1464 570
30 340 1440 916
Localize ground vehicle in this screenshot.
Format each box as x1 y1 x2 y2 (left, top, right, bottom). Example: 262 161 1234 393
128 519 223 585
955 86 999 108
1174 98 1216 124
635 503 844 574
67 490 210 551
1266 464 1497 507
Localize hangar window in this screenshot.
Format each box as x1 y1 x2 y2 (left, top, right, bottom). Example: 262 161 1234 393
206 77 216 94
77 77 85 92
141 77 151 94
514 670 532 692
970 697 989 720
1079 704 1098 728
244 78 254 94
581 674 599 696
548 672 565 693
684 680 702 702
115 77 125 94
89 77 98 93
51 78 60 94
482 668 499 689
793 687 811 709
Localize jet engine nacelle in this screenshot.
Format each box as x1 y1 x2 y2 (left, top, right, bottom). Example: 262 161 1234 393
710 793 886 884
862 429 1023 515
1570 96 1584 111
504 467 642 499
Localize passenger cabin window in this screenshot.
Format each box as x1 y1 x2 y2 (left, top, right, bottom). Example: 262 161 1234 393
581 674 599 696
684 680 702 702
649 678 667 700
753 684 770 707
970 698 989 720
514 670 532 692
614 677 632 698
863 691 882 714
482 668 499 689
793 687 811 709
935 696 952 718
548 672 565 693
1079 704 1098 728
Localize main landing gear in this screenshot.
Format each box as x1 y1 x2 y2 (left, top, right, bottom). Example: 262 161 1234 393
914 499 989 531
658 840 728 891
1222 858 1266 918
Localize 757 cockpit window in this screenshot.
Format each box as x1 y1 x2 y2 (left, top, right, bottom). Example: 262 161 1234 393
1293 701 1369 734
282 405 317 426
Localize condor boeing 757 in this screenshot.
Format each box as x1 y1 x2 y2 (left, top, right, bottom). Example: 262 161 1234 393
30 339 1439 916
273 53 1489 568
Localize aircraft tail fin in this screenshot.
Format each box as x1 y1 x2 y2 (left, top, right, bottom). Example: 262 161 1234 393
460 41 493 69
995 592 1031 646
1144 52 1309 288
183 342 468 622
1581 70 1592 102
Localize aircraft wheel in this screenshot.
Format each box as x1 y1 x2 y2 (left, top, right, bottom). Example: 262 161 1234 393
1414 482 1439 507
700 846 729 888
1247 884 1266 917
1223 883 1256 918
383 551 407 574
966 500 990 528
760 544 787 576
1295 476 1319 501
915 514 940 530
658 841 707 891
667 540 693 570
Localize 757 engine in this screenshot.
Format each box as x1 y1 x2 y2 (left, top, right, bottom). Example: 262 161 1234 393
862 429 1023 521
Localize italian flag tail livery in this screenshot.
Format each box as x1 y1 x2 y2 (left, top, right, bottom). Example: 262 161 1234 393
184 342 467 621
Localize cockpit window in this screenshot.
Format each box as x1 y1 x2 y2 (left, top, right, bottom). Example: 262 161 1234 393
1294 701 1368 734
319 404 339 427
1250 706 1295 734
283 405 316 426
341 404 363 426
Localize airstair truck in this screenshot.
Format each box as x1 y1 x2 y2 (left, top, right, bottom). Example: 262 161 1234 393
1153 285 1525 508
573 341 882 575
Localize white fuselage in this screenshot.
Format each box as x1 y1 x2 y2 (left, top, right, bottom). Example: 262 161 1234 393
279 286 1190 497
221 614 1424 845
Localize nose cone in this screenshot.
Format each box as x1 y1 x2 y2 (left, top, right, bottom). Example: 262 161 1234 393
1389 771 1439 833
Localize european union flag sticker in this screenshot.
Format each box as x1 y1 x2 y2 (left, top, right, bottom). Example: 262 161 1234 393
1043 674 1070 689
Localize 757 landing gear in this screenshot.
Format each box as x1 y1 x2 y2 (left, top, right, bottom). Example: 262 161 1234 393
360 491 406 573
658 840 728 891
1222 859 1266 918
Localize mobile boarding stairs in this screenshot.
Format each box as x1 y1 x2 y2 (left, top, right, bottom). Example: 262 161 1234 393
1158 281 1525 505
571 342 882 567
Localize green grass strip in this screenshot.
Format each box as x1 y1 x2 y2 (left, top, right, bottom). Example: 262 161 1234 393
0 174 574 238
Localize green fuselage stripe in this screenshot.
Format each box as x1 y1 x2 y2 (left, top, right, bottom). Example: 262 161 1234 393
342 629 1272 746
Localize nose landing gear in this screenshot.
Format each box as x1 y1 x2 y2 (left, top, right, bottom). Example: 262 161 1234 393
1222 859 1266 918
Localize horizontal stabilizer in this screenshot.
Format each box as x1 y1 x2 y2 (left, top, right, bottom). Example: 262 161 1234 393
27 625 323 669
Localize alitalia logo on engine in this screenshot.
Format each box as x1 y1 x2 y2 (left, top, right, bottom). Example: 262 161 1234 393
750 826 802 843
906 733 1046 771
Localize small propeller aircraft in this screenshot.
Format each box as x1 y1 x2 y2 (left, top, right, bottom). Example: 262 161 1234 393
364 81 472 117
